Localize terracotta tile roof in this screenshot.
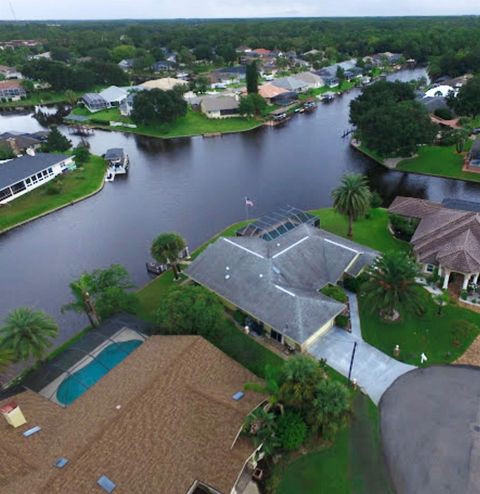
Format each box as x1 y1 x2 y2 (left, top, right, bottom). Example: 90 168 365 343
0 336 264 494
388 196 480 273
258 83 288 99
0 80 23 90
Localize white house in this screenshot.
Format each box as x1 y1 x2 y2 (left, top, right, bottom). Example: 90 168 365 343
0 65 23 79
0 152 75 204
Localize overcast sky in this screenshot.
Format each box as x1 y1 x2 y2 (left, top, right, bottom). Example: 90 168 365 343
2 0 480 20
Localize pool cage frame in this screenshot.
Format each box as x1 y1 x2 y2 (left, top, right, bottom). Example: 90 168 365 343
21 314 151 407
236 206 319 241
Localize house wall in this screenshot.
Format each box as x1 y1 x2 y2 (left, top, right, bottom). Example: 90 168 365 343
0 157 75 204
301 318 335 351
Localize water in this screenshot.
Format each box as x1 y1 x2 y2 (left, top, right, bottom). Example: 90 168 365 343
1 68 479 346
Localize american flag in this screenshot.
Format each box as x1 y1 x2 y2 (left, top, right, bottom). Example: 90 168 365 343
245 197 254 207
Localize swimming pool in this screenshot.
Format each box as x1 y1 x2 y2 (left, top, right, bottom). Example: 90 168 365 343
56 339 143 405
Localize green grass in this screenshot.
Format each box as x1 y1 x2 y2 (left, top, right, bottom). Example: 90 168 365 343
71 107 262 139
0 154 105 232
0 89 86 108
359 288 480 365
299 80 356 100
311 208 410 253
397 144 480 182
276 393 393 494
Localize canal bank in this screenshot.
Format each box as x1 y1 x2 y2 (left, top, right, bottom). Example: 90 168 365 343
1 67 480 350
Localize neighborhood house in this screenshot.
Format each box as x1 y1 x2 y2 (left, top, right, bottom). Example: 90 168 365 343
0 80 26 102
186 208 378 351
0 152 75 204
200 95 240 118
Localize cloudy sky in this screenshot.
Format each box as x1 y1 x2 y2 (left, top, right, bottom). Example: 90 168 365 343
2 0 480 20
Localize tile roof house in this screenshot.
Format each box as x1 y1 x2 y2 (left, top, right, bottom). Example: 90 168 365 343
186 223 378 350
0 80 26 101
258 83 288 103
0 153 75 204
0 335 265 494
388 196 480 290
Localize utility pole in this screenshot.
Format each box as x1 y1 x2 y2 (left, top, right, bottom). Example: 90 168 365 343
347 341 357 384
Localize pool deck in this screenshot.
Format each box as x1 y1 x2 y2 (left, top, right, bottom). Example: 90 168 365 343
39 328 145 406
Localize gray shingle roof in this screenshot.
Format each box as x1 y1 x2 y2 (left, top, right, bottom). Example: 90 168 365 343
0 153 69 190
201 96 239 112
186 224 378 345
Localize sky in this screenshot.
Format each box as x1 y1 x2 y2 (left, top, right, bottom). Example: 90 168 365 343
1 0 480 20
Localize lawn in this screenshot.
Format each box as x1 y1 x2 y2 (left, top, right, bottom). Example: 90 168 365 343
299 80 357 100
359 288 480 365
397 144 480 182
0 89 86 108
0 154 105 233
275 393 394 494
311 207 410 254
71 106 262 139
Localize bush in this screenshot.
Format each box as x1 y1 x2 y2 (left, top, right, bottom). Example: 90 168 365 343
370 190 383 208
276 411 308 451
460 290 468 300
335 314 349 328
343 273 368 293
389 213 419 241
320 284 348 303
434 107 454 120
45 180 63 195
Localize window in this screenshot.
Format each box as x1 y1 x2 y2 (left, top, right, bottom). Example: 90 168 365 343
425 264 435 273
25 178 31 185
42 170 48 177
270 329 283 343
37 173 42 179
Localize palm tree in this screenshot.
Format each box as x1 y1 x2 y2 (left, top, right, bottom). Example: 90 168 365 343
0 347 14 374
244 364 284 414
433 291 451 315
62 274 100 327
307 379 351 439
151 232 186 280
0 308 58 363
332 173 372 237
361 251 424 320
243 407 280 457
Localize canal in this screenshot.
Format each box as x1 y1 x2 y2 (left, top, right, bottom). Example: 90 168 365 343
1 68 479 346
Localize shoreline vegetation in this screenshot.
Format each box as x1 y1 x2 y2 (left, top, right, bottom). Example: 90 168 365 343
0 154 105 234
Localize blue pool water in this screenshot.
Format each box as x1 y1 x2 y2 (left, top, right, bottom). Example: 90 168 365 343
56 340 143 405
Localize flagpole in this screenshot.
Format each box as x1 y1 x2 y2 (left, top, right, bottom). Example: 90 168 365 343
245 196 249 222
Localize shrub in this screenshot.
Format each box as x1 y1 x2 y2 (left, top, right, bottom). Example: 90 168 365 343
434 107 454 120
335 314 349 328
276 411 308 451
460 290 468 300
320 284 348 303
370 190 383 208
45 181 63 195
342 273 368 293
389 213 419 241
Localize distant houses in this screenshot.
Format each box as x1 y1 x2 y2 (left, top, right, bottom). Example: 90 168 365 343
0 152 75 204
0 65 23 80
0 131 47 156
0 80 26 102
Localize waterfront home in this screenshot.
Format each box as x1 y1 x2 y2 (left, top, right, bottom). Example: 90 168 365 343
82 92 108 112
0 65 23 79
82 86 129 112
186 209 378 351
209 66 247 86
0 131 43 155
200 95 240 118
292 71 324 89
0 80 26 102
388 196 480 291
258 83 288 104
270 76 309 93
0 152 75 204
119 92 135 117
0 331 266 494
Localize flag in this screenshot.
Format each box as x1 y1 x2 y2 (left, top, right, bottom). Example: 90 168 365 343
245 197 254 207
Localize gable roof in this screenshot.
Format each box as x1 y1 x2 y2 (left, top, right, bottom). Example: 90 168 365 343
0 153 69 190
258 83 288 99
186 224 378 344
270 76 307 92
0 336 264 494
389 196 480 273
201 95 239 112
99 86 127 103
293 71 324 85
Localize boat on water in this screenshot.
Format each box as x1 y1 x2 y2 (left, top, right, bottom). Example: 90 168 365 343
303 100 318 112
104 148 129 182
319 92 336 103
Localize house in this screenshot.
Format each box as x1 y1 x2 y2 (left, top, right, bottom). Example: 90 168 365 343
318 59 358 79
388 196 480 290
0 65 23 79
258 83 288 104
186 209 378 351
420 96 450 114
424 85 455 98
0 131 43 155
252 48 272 57
98 86 128 107
0 80 26 101
292 71 324 89
117 58 134 71
152 60 176 72
270 91 299 105
82 93 108 112
0 152 75 204
270 76 309 93
119 92 136 116
31 51 51 60
140 77 188 91
200 95 240 118
212 66 247 84
0 333 265 494
372 52 403 66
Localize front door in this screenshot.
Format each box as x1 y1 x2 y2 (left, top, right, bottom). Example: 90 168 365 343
270 329 283 343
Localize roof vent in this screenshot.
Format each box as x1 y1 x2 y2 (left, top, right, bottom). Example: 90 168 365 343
277 243 281 247
54 457 69 469
0 401 27 428
225 274 230 280
259 274 263 278
272 266 281 274
226 266 230 270
232 391 245 401
97 475 116 493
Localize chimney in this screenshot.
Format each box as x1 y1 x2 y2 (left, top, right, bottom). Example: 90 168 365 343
26 148 35 157
0 401 27 428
